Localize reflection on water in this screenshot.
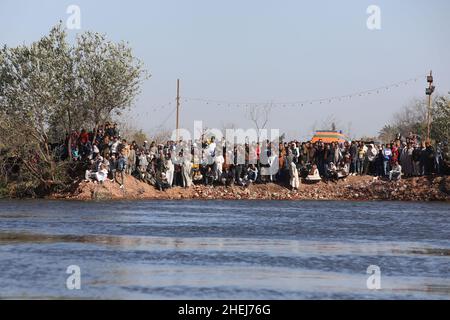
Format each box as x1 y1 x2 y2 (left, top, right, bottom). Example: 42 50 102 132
0 200 449 299
1 232 449 257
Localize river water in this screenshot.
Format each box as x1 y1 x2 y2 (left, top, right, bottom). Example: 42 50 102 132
0 200 448 299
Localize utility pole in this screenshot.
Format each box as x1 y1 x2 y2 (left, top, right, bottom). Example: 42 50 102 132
176 79 180 141
425 71 435 142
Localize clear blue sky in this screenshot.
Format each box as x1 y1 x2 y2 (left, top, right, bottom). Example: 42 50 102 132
1 0 449 139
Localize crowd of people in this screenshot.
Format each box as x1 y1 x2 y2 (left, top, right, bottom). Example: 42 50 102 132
59 124 449 191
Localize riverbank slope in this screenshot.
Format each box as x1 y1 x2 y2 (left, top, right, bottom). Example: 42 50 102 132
51 175 450 201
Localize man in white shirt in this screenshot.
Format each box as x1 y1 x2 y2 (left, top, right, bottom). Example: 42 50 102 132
389 161 402 181
110 138 120 156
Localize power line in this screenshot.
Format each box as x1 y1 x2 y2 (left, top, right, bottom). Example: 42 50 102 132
157 104 178 129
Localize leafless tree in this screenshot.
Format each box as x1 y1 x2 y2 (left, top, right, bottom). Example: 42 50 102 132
320 114 341 131
247 103 272 142
148 128 172 144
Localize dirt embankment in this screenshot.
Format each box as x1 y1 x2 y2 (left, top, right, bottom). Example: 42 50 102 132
51 175 450 202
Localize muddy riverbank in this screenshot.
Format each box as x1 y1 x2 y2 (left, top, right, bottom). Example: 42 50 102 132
50 175 450 202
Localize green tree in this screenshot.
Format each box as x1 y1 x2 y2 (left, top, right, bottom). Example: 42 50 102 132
431 96 450 143
0 23 148 195
0 24 70 188
74 32 148 140
378 95 450 144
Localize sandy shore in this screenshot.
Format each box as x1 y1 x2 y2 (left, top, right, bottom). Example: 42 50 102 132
51 175 450 202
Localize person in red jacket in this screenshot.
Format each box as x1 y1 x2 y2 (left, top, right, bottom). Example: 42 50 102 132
79 128 89 145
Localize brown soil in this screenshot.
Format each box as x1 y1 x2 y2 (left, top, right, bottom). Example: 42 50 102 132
51 175 450 202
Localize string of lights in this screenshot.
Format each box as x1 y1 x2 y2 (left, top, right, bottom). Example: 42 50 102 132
133 74 427 128
133 102 177 128
140 100 175 117
134 100 175 124
181 74 425 108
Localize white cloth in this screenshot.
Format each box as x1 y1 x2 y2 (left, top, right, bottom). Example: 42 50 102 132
214 155 224 179
261 155 278 179
85 168 108 182
165 159 175 187
182 160 193 187
289 162 300 189
95 169 108 182
207 142 216 157
306 169 321 181
367 145 378 162
389 164 402 181
111 141 120 154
